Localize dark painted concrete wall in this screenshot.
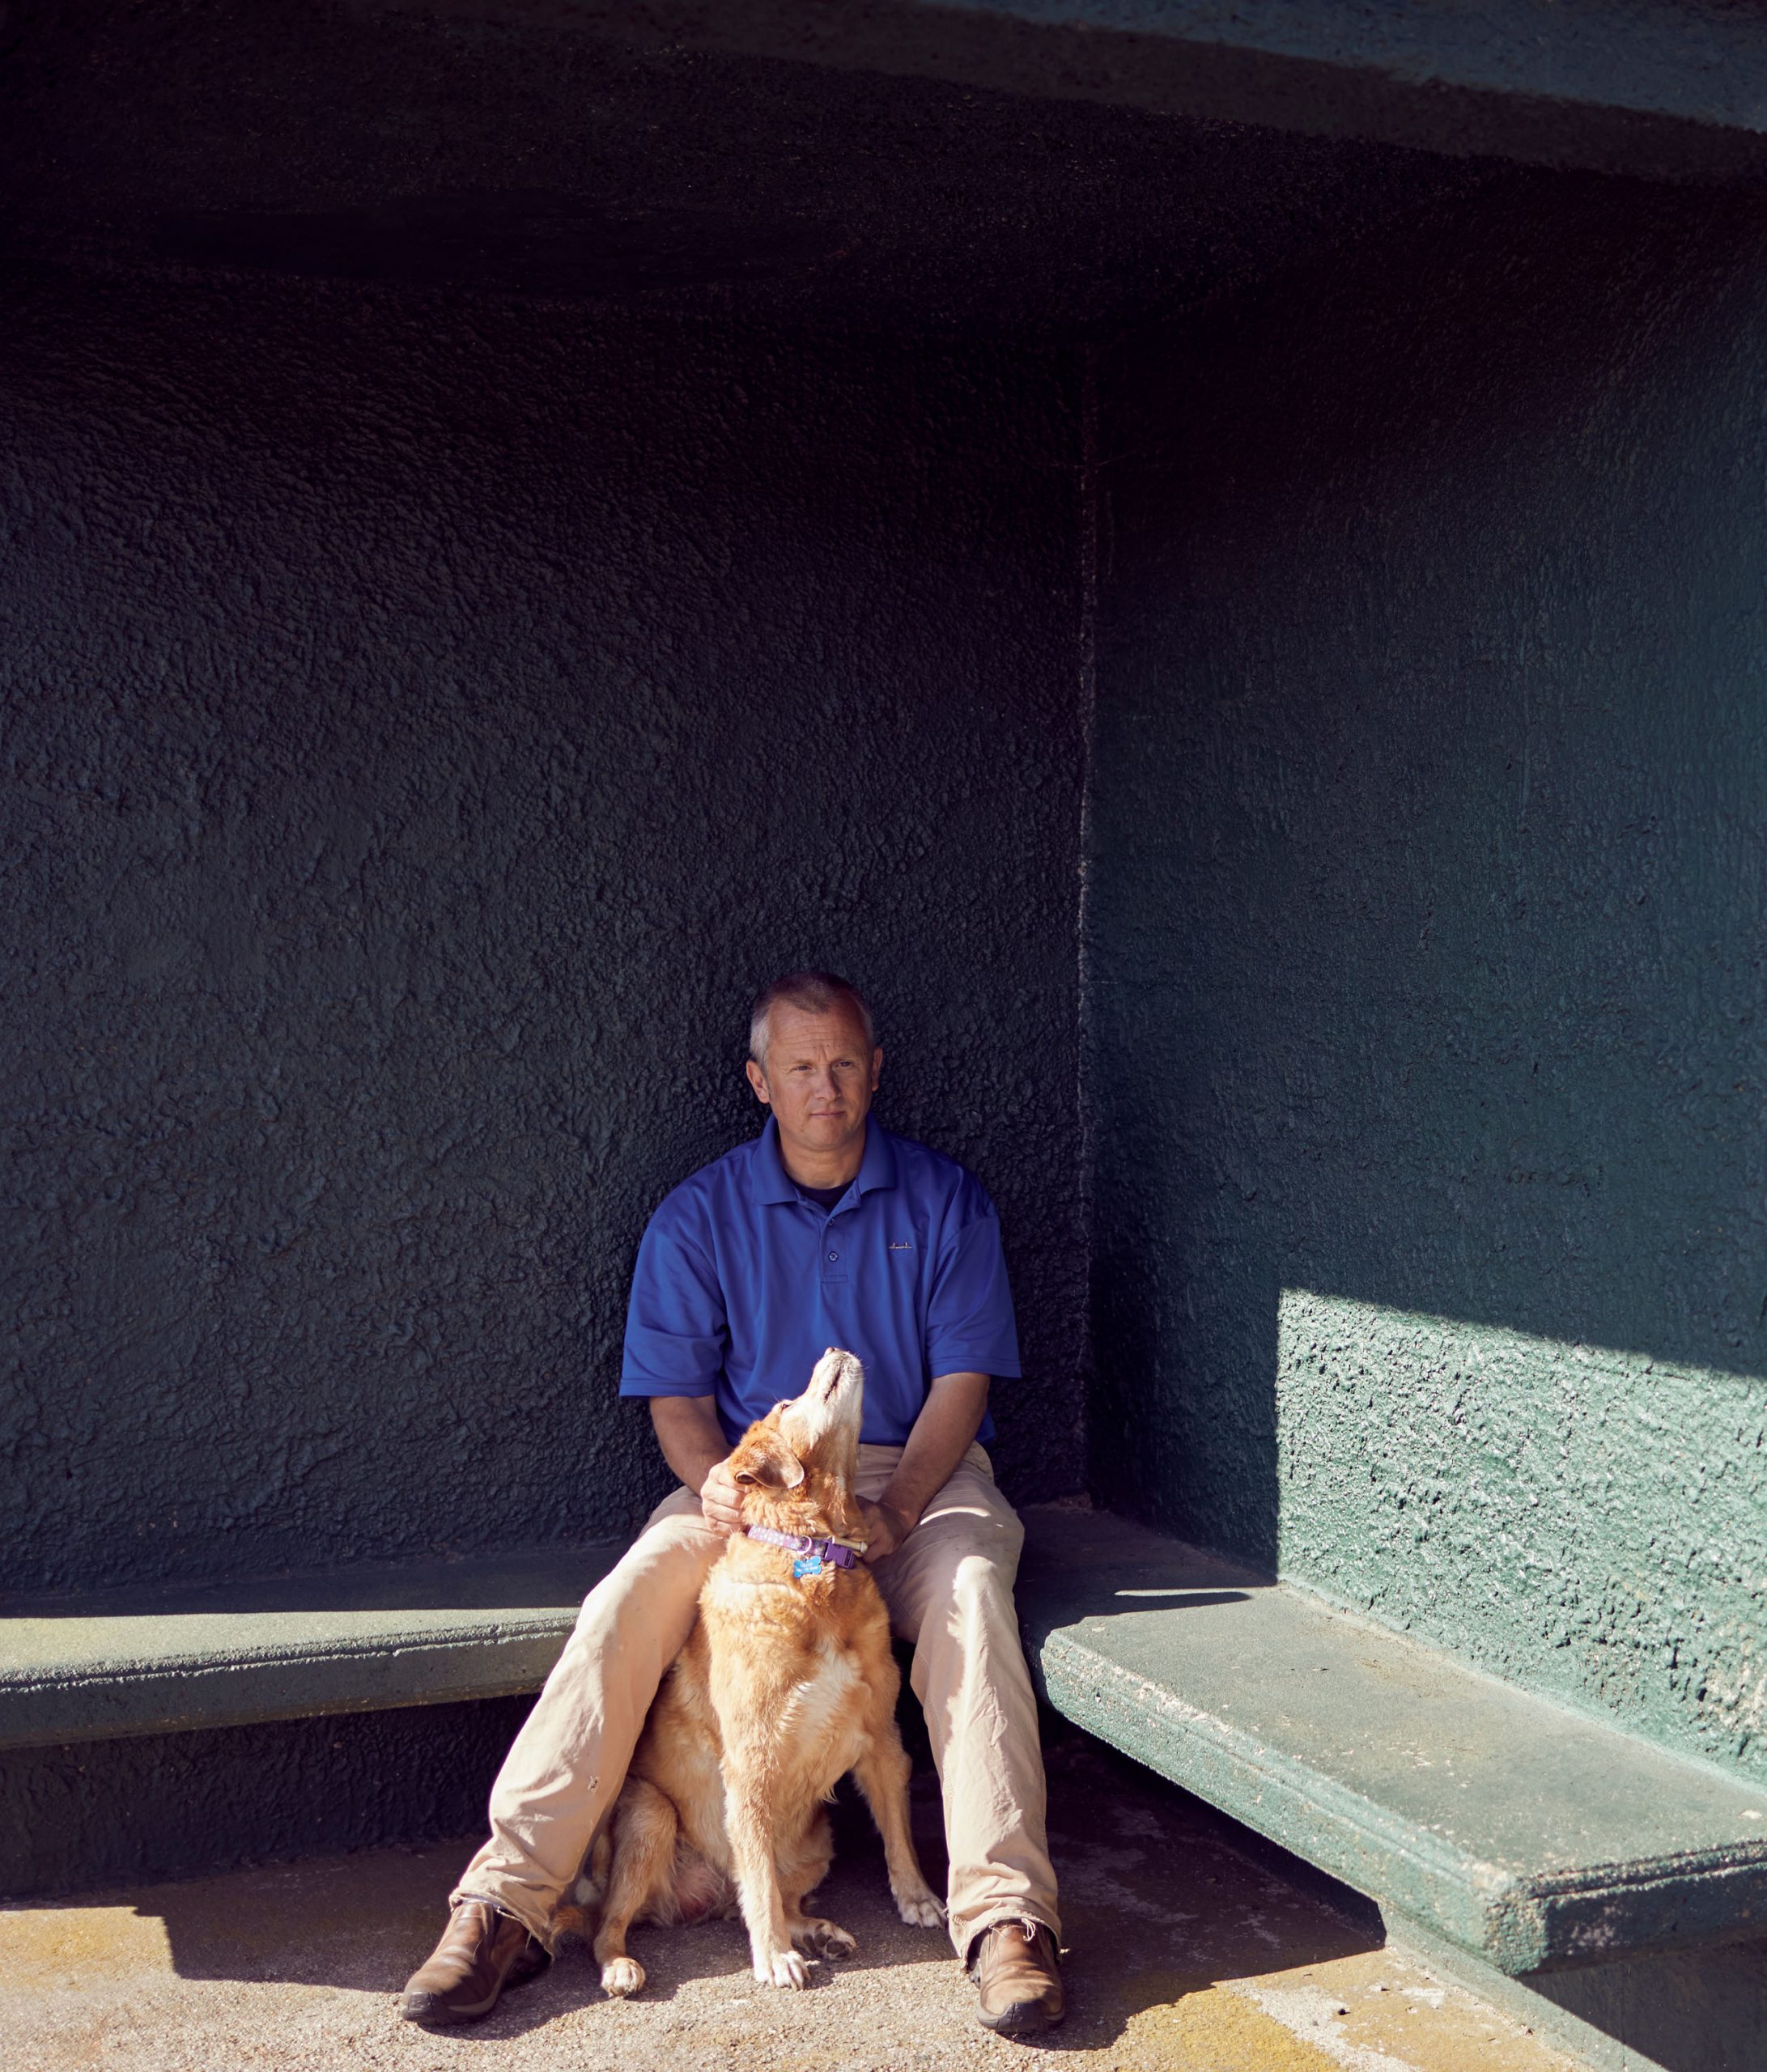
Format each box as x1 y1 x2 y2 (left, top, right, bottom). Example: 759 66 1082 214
1088 168 1767 1787
0 265 1086 1595
0 1696 536 1898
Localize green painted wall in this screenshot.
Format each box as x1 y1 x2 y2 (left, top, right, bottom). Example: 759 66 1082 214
0 265 1088 1598
1088 165 1767 1783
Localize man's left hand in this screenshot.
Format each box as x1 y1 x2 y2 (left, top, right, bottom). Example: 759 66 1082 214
857 1497 915 1565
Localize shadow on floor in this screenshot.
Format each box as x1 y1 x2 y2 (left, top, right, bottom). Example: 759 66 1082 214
14 1718 1383 2057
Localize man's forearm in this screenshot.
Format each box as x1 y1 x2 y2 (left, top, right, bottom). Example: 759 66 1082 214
649 1394 729 1495
877 1371 990 1533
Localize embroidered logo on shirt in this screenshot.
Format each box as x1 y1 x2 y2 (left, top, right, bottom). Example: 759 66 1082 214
888 1241 914 1252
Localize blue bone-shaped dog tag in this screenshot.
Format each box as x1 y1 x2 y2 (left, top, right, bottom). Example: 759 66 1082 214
792 1552 824 1579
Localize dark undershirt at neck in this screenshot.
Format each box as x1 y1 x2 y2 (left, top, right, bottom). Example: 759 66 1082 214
798 1182 850 1212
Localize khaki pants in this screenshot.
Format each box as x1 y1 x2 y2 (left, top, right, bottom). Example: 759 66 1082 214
451 1443 1060 1958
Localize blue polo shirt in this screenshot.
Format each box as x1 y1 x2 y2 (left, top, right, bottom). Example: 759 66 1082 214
619 1117 1020 1446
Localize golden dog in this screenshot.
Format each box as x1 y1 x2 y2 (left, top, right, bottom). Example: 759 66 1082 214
576 1347 944 1992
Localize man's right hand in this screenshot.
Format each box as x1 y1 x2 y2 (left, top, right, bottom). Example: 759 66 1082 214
699 1456 745 1537
650 1399 745 1535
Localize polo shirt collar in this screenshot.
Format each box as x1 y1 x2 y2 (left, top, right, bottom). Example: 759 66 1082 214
750 1115 898 1204
751 1116 799 1204
854 1116 898 1196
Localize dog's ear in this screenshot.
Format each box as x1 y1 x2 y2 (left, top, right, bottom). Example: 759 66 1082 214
730 1431 805 1490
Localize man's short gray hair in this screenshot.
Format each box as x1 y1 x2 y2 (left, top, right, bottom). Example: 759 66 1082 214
748 970 876 1066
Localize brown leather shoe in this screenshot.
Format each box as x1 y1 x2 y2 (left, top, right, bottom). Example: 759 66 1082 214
399 1899 551 2024
970 1918 1064 2036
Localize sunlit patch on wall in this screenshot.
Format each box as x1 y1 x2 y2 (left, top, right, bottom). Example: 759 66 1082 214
1274 1289 1767 1781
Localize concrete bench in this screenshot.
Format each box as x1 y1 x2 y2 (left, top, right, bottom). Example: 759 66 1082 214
0 1542 622 1750
10 1506 1767 1982
1014 1504 1767 1976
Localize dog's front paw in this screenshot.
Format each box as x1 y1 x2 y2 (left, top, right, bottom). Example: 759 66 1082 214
795 1917 856 1959
893 1887 945 1930
755 1948 811 1989
601 1956 646 1997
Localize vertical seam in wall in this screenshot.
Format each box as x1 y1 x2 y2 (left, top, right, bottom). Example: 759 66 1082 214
1076 341 1100 1477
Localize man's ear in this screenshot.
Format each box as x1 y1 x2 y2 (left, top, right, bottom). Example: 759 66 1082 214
745 1058 771 1107
730 1431 805 1490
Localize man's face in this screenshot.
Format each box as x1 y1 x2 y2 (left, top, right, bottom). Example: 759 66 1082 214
745 1003 881 1166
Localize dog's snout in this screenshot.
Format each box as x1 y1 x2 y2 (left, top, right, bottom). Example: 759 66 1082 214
805 1347 863 1418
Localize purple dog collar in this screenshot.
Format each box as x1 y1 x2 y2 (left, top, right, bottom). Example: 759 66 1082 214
746 1525 864 1569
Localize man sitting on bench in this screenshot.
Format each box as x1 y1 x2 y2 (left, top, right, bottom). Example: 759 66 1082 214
400 970 1064 2037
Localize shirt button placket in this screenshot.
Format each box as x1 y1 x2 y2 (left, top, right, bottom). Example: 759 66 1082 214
821 1216 847 1284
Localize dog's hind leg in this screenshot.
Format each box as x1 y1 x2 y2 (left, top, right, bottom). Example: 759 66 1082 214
593 1780 677 1997
780 1807 855 1960
852 1705 945 1930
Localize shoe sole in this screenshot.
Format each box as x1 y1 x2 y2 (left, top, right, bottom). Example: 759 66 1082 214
401 1987 501 2024
977 2001 1065 2036
399 1951 551 2023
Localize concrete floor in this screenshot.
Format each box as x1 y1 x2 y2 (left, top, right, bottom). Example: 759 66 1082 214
4 1733 1584 2072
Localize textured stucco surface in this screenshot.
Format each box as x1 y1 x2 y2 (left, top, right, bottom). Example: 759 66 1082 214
0 1695 535 1899
0 265 1085 1594
1277 1294 1767 1782
1087 167 1767 1778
